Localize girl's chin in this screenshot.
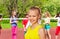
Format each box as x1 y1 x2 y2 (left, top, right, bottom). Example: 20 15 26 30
31 22 37 25
31 23 34 25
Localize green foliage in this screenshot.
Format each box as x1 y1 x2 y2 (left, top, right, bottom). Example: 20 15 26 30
50 19 57 22
1 20 23 29
0 0 60 17
1 20 57 29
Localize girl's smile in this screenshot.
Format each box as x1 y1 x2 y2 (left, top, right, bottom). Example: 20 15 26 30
28 10 39 25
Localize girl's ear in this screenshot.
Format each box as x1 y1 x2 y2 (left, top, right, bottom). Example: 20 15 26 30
38 15 41 19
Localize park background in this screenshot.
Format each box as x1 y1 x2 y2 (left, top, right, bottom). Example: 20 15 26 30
0 0 60 29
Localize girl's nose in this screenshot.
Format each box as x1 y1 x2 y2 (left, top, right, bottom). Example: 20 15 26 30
30 17 33 20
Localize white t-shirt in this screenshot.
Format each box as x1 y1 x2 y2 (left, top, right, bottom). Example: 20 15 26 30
45 17 50 24
57 17 60 26
26 20 31 29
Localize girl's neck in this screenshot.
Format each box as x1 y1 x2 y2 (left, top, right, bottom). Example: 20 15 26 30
46 17 49 18
31 22 39 29
12 15 15 18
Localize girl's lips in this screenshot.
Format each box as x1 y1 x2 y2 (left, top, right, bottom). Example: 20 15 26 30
30 20 35 22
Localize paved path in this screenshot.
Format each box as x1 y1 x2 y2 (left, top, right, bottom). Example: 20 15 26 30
0 28 60 39
0 28 24 39
50 28 60 39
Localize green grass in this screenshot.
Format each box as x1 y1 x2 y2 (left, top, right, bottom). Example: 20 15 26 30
41 20 57 28
41 22 57 28
1 20 57 29
1 22 23 29
50 22 57 28
1 20 23 29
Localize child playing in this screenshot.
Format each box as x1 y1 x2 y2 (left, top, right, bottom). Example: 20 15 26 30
0 14 2 35
25 6 45 39
25 14 41 30
10 10 18 39
55 13 60 39
44 11 51 39
22 14 30 33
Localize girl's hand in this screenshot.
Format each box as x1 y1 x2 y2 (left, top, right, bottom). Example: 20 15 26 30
10 20 14 23
0 18 2 21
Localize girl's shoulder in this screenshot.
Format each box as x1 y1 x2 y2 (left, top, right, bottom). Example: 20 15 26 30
36 24 43 29
39 24 42 27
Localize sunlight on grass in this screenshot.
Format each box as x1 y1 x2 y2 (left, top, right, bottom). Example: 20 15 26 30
1 20 57 29
1 20 23 29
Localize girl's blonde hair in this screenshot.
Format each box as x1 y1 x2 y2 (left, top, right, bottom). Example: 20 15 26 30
45 11 51 17
11 10 17 17
56 12 60 17
28 6 41 19
30 6 41 15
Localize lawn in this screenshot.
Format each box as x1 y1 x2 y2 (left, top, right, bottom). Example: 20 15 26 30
1 20 23 29
1 20 57 29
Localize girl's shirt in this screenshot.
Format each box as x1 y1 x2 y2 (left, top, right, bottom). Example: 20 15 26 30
26 20 31 29
57 17 60 26
25 25 42 39
22 19 28 27
45 17 50 24
10 17 17 26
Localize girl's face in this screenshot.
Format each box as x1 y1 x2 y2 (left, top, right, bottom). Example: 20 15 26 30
28 10 39 25
26 15 29 18
12 11 16 16
45 13 48 17
59 14 60 17
45 13 49 17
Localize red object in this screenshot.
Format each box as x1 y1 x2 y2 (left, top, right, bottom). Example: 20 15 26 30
22 19 28 27
55 26 60 35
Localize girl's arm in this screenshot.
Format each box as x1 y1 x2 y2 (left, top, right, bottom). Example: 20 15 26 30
39 28 46 39
10 19 12 23
53 15 58 20
54 15 56 18
0 18 2 21
10 18 13 23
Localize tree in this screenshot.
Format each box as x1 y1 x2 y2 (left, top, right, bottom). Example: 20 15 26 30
7 0 18 17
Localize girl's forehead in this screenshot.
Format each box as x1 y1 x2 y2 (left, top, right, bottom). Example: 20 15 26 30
12 11 16 14
13 11 16 13
28 10 39 15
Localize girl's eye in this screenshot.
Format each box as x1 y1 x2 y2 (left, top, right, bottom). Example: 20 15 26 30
28 15 36 17
29 15 31 17
33 16 36 17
